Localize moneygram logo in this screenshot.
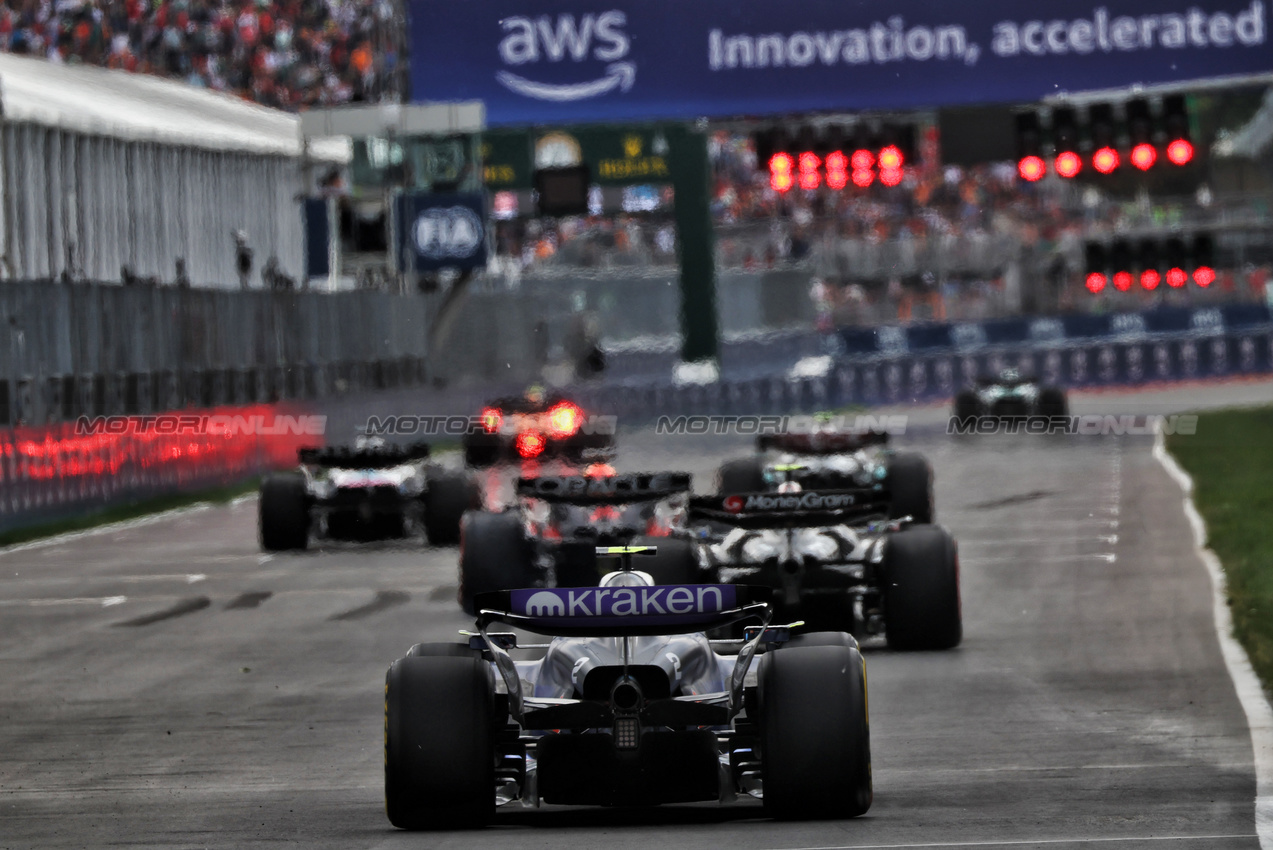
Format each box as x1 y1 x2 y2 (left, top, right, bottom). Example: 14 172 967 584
731 492 858 512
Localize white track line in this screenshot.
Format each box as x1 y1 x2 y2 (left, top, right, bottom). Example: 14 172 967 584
1155 429 1273 850
766 835 1257 850
0 503 216 557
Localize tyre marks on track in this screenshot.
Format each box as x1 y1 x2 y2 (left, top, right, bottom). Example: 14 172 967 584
113 596 211 627
225 591 273 610
328 589 410 621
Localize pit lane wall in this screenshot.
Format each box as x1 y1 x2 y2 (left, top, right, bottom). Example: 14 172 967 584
0 402 315 535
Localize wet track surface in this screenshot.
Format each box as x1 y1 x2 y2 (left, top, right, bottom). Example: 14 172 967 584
2 383 1272 849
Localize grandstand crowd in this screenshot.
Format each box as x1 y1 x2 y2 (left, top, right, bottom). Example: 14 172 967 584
0 0 404 109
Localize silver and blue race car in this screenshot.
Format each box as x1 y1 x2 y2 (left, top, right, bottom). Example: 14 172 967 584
385 547 871 828
953 368 1068 420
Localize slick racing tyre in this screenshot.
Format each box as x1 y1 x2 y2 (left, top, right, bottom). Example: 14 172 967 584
881 525 962 650
886 452 934 524
758 643 872 819
407 642 483 659
259 472 309 551
458 510 534 615
1038 387 1069 418
953 389 981 422
384 655 494 829
717 457 767 495
632 535 700 585
422 469 480 546
783 631 860 651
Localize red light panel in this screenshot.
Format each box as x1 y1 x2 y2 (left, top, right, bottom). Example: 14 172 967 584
1085 272 1107 293
1166 267 1187 288
797 151 821 190
1193 266 1215 287
1113 271 1134 291
877 145 904 170
850 149 874 170
1140 269 1161 290
1167 139 1194 165
879 167 903 187
1018 155 1046 182
1055 151 1082 179
1130 143 1157 171
825 151 848 190
851 169 874 188
769 153 795 193
1093 146 1120 174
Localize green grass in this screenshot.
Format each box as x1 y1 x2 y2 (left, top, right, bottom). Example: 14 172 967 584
1168 406 1273 689
0 476 261 548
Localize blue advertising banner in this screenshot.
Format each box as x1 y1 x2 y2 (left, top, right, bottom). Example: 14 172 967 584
394 193 488 272
408 0 1271 126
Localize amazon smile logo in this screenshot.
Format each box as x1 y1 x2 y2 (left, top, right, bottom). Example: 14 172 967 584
496 11 636 102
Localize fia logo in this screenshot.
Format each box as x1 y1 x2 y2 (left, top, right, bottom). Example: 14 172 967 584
496 11 635 102
413 206 483 260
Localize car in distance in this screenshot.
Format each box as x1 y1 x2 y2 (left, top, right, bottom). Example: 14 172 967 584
685 487 961 650
715 429 935 524
462 388 613 467
953 367 1068 420
457 471 697 613
258 438 477 551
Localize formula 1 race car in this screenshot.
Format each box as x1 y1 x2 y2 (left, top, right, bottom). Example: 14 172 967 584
385 548 871 828
685 486 961 650
456 472 697 614
715 430 934 524
952 368 1068 420
258 438 478 551
462 388 614 467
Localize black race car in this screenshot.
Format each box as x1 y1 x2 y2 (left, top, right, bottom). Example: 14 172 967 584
462 389 614 467
456 472 698 613
385 547 871 828
953 368 1068 420
258 438 478 551
684 487 961 650
715 430 935 524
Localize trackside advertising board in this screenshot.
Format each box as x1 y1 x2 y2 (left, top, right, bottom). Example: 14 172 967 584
408 0 1272 126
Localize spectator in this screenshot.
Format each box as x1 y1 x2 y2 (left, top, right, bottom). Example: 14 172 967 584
233 230 253 289
0 0 406 111
174 257 191 288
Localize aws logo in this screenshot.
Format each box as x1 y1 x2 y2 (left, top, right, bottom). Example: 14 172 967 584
496 12 636 102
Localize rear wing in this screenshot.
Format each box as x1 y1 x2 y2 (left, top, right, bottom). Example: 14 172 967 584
473 583 770 637
298 442 430 469
516 472 691 505
689 489 890 529
757 430 888 454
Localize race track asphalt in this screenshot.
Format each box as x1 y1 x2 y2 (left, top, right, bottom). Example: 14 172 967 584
1 381 1271 849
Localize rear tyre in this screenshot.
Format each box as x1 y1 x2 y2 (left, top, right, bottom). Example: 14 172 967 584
759 643 872 819
882 525 962 650
407 642 482 659
384 655 494 829
1038 387 1068 417
462 436 501 468
784 631 860 651
953 390 981 422
717 457 766 495
458 511 534 615
886 452 934 524
423 470 480 546
259 472 309 551
632 536 700 584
